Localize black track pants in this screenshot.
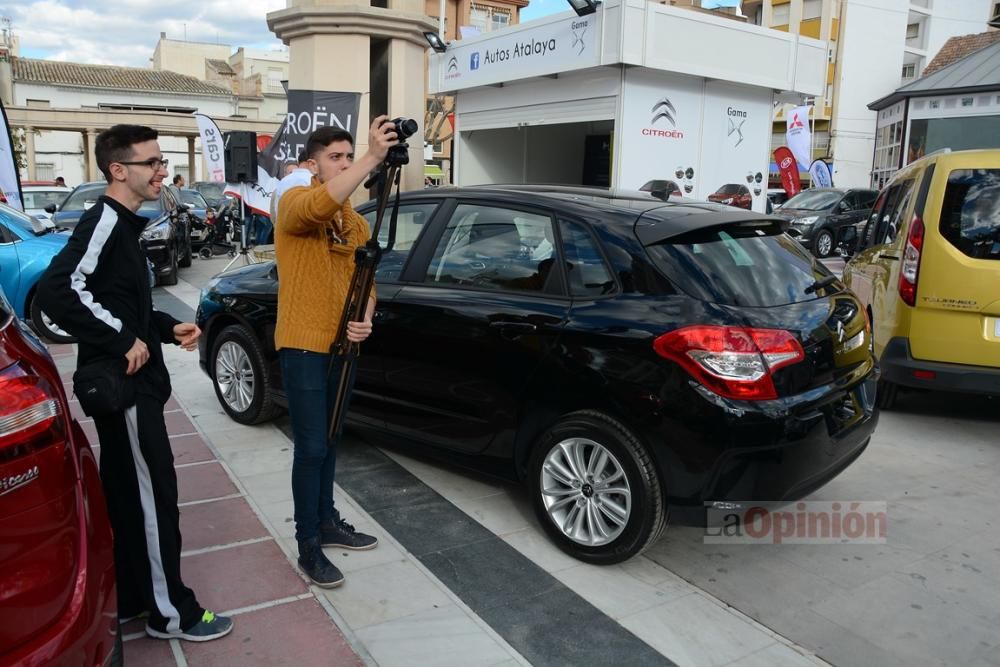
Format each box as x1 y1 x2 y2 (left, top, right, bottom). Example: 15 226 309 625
95 394 203 633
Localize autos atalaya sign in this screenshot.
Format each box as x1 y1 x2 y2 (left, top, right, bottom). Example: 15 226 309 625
438 14 600 89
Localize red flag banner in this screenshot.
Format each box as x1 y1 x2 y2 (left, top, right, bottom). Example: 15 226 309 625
773 146 801 199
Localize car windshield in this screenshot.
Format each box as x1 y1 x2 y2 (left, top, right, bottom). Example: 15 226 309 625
0 205 46 236
181 190 208 208
715 184 745 195
24 191 69 210
784 190 842 210
61 184 106 210
646 221 831 307
195 183 226 201
138 199 163 215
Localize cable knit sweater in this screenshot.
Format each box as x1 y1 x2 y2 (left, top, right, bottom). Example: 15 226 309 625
274 178 373 353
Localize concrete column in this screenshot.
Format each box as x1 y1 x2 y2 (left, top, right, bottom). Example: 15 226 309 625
24 126 36 180
389 39 428 191
86 129 98 182
187 136 197 182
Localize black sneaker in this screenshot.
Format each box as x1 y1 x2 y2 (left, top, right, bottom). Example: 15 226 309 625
320 518 378 550
298 536 345 588
146 610 233 642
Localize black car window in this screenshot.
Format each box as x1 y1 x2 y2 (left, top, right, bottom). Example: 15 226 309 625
841 193 860 211
425 204 556 294
61 184 106 211
939 169 1000 261
859 190 879 209
362 203 438 282
646 221 830 307
876 179 916 246
862 189 891 248
558 219 615 297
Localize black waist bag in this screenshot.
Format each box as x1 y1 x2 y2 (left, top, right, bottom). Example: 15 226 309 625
73 358 136 418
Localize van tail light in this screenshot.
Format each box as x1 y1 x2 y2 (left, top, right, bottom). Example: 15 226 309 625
653 325 805 400
898 215 924 307
0 366 65 455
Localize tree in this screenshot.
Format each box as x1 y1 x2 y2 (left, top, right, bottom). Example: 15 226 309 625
9 127 26 171
424 95 454 150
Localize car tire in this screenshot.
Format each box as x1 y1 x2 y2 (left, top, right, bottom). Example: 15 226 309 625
159 250 179 286
29 297 76 344
211 324 282 425
527 410 666 565
813 228 834 258
200 246 214 259
876 379 898 410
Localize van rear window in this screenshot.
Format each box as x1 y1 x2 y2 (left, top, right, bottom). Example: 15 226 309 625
939 169 1000 260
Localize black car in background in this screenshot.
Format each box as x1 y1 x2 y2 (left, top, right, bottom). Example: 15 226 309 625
196 186 878 564
771 187 879 258
52 182 191 285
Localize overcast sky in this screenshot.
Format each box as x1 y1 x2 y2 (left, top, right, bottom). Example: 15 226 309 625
3 0 566 68
4 0 288 67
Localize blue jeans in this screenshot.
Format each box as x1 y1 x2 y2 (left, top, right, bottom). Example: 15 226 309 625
279 348 356 542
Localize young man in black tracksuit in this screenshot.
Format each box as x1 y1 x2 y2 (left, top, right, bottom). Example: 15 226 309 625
38 125 232 642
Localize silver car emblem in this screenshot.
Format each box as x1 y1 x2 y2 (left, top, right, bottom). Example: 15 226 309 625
836 320 845 343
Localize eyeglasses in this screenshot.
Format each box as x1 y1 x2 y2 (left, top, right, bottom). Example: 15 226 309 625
117 157 169 170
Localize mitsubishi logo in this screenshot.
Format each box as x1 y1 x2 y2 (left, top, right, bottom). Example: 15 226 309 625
572 24 588 55
728 116 746 147
447 56 458 72
651 97 677 127
789 112 805 129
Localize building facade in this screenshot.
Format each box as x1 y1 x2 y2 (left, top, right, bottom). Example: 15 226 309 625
745 0 994 188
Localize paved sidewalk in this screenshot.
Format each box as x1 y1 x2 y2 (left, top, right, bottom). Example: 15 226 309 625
51 343 366 667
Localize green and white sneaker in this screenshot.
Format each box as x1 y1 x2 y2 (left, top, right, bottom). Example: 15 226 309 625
146 610 234 642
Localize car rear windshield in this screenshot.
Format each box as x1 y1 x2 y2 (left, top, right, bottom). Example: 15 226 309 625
23 190 68 210
62 184 106 210
783 190 841 210
645 221 832 307
939 169 1000 261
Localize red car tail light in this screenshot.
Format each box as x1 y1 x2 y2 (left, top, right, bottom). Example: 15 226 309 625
898 215 924 307
653 325 805 400
0 368 65 457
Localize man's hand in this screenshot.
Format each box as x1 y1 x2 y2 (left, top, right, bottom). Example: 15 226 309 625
346 318 373 343
125 338 150 375
367 115 399 163
173 322 201 351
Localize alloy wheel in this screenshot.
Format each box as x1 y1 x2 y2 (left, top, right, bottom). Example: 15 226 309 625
215 341 255 413
816 231 833 257
539 437 632 546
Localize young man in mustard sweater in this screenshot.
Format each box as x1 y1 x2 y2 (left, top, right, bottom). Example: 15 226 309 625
275 117 398 586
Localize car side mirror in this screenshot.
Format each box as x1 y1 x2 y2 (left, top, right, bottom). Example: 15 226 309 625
839 226 859 256
44 204 58 214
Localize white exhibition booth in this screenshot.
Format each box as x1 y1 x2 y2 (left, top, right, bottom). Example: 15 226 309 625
429 0 827 212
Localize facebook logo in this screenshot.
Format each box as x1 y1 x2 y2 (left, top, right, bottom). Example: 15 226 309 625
470 52 480 70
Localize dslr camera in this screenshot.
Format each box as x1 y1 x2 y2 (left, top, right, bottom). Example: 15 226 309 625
381 117 418 166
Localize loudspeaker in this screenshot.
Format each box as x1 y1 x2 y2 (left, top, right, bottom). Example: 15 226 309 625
223 131 257 183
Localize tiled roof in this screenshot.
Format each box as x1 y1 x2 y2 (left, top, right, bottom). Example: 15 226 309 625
206 59 235 75
923 31 1000 76
12 57 232 96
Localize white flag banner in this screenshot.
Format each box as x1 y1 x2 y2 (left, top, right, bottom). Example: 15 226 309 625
0 100 24 211
195 113 227 183
224 167 279 217
786 105 812 171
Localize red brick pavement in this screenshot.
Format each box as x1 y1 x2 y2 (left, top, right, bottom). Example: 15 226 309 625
50 343 364 666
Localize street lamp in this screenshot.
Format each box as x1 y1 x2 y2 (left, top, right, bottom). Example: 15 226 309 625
565 0 600 16
423 31 448 53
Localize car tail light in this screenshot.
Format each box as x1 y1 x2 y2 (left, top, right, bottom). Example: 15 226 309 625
0 367 65 456
898 215 924 307
653 325 805 400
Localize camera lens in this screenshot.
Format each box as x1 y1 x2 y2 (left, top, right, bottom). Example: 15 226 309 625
393 118 418 140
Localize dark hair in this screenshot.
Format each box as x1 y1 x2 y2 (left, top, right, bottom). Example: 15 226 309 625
96 125 159 183
55 176 65 184
305 127 354 159
172 174 183 185
297 150 309 164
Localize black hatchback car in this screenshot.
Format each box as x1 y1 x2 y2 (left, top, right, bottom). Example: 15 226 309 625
196 185 878 564
771 187 879 258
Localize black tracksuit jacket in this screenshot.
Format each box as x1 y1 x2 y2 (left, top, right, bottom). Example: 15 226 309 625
38 195 181 402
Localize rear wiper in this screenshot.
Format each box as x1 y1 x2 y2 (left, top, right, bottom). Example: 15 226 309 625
805 275 839 294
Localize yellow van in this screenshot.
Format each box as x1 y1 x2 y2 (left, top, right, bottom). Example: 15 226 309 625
842 149 1000 408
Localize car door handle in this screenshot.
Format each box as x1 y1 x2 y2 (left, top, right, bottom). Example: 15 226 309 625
490 321 537 338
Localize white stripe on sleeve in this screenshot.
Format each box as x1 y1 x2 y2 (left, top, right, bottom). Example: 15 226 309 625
70 203 124 333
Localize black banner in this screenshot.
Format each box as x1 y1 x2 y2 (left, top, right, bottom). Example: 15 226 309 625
259 90 362 178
